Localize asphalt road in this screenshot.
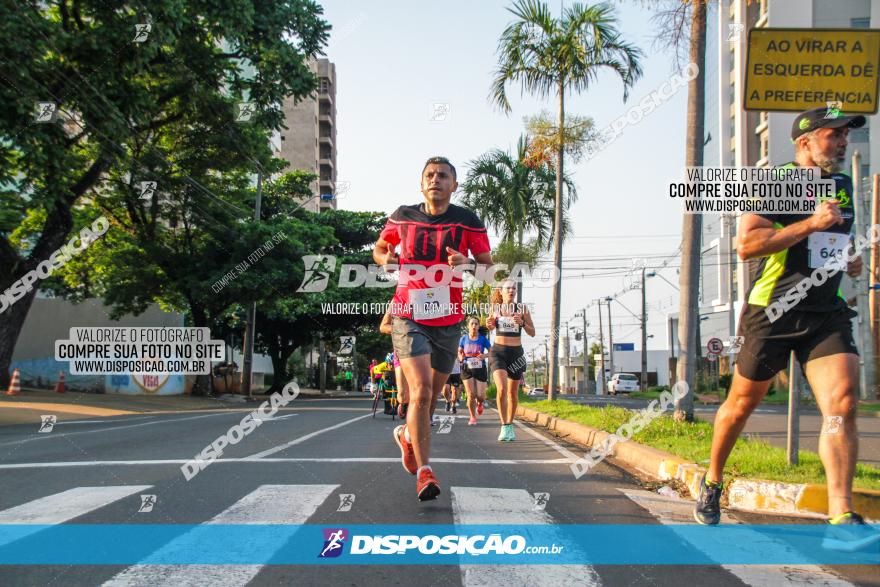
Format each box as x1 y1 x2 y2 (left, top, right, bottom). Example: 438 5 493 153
0 396 876 586
560 395 880 466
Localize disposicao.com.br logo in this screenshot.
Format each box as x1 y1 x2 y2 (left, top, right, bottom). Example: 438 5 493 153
317 528 561 558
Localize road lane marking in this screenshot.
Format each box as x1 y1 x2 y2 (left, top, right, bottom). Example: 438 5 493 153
451 486 601 586
103 484 337 587
511 419 581 461
0 457 574 470
619 488 854 587
0 413 235 448
243 413 373 459
0 485 151 548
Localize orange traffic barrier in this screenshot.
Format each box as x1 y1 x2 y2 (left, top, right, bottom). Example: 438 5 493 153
54 371 66 393
5 368 21 396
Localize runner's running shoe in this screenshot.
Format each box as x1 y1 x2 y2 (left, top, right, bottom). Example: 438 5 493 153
693 473 722 525
468 417 477 425
393 425 417 475
477 403 484 416
498 426 507 441
417 467 441 501
505 424 516 441
452 404 457 414
445 402 451 412
822 512 880 552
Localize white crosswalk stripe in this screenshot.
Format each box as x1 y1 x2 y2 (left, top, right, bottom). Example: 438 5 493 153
102 484 338 587
619 488 855 587
0 485 151 548
451 486 602 587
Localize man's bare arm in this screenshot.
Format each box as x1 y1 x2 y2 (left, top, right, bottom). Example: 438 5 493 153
373 238 399 266
737 200 843 260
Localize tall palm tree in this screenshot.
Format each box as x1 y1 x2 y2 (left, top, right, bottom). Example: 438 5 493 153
490 0 642 401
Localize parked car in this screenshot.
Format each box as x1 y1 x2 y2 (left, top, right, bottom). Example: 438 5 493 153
606 373 639 395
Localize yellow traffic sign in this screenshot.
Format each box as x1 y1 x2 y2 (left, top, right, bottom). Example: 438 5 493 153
745 28 880 113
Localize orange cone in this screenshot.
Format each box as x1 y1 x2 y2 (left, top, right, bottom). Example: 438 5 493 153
54 371 66 393
5 368 21 396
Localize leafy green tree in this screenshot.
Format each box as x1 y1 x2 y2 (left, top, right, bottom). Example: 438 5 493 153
0 0 330 385
490 0 642 400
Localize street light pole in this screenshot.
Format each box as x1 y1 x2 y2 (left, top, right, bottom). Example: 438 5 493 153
241 166 263 401
581 310 589 395
606 297 614 376
597 300 606 393
641 267 648 392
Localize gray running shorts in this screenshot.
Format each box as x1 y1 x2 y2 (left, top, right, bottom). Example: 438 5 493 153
391 317 460 374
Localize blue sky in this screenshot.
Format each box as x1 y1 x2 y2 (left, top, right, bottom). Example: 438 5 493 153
320 0 690 357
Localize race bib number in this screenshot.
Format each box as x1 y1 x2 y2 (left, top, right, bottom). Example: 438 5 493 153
807 232 847 269
409 287 452 321
497 316 517 331
466 357 483 369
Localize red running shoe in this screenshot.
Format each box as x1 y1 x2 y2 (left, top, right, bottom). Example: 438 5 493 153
477 403 484 416
393 425 417 475
416 467 441 501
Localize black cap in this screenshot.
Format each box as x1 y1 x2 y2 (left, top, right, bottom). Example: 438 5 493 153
791 106 866 141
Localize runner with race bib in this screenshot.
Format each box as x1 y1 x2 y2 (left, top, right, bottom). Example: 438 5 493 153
459 316 492 426
373 156 492 501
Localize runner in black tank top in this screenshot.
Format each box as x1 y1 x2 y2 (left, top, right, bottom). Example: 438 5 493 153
487 279 535 441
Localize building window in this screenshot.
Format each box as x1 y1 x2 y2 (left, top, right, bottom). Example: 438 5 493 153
851 18 870 29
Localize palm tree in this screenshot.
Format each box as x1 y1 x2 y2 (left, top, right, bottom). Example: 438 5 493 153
647 0 709 421
490 0 643 401
459 134 577 248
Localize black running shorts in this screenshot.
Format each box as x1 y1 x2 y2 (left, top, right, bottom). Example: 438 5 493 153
488 343 526 380
735 306 858 381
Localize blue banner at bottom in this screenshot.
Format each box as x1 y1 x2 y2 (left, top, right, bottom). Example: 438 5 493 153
0 524 877 565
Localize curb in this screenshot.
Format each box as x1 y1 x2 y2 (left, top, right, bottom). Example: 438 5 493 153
517 405 880 521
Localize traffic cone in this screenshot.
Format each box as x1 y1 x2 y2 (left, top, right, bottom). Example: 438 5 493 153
54 371 66 394
5 369 21 396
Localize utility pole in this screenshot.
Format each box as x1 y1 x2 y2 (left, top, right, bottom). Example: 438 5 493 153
543 338 549 390
641 267 648 391
853 152 875 399
786 351 800 465
581 310 589 395
597 301 606 393
872 174 880 397
606 298 615 376
319 336 327 394
531 348 537 388
241 165 263 400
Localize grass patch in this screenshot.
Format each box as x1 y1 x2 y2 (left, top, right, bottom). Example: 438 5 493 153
526 400 880 490
629 390 664 401
858 403 880 414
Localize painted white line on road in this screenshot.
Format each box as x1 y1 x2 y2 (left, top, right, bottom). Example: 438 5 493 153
0 457 573 470
451 487 601 586
103 484 337 587
0 412 234 449
0 485 151 548
253 414 299 422
53 416 155 425
511 419 581 461
619 488 854 587
243 413 373 459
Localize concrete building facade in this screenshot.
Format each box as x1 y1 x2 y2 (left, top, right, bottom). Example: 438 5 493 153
275 59 338 212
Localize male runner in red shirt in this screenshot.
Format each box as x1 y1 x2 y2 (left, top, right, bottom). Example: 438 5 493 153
373 156 493 501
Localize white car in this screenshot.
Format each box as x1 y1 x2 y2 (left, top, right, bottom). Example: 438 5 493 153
606 373 639 395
